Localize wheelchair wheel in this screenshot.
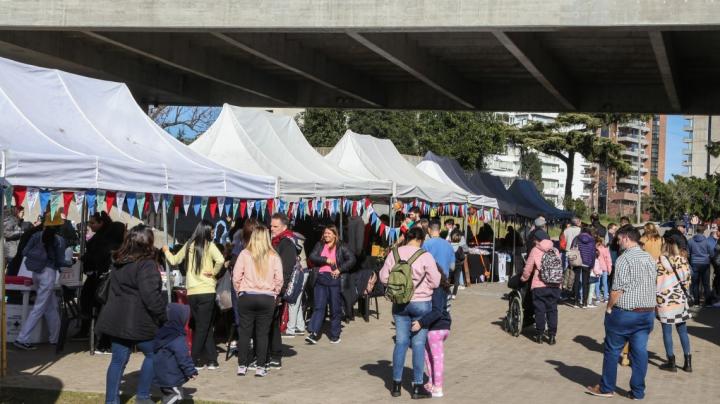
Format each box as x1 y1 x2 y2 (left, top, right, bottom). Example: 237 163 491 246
508 295 523 337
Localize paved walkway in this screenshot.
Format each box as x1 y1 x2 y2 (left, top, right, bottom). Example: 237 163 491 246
3 283 719 403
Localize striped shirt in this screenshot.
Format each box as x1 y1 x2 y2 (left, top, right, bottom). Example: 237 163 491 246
612 246 657 310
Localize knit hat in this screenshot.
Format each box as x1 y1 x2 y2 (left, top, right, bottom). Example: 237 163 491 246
534 217 546 227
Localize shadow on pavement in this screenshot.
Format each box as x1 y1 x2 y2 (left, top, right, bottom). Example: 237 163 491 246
360 359 413 394
573 335 604 353
686 308 720 347
546 359 628 396
0 375 63 403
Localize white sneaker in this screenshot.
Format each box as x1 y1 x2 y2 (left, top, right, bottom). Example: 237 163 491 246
432 388 444 398
587 303 598 308
458 285 466 290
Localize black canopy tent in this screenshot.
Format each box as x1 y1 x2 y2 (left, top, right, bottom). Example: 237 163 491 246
468 172 540 219
507 179 572 220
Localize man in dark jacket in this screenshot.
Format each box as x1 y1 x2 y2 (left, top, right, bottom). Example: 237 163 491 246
269 213 300 369
153 303 197 404
687 224 713 305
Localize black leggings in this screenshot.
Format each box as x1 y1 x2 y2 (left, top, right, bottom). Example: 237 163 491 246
572 266 591 306
188 293 217 364
236 294 275 368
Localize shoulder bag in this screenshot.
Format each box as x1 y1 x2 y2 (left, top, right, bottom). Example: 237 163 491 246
668 256 695 307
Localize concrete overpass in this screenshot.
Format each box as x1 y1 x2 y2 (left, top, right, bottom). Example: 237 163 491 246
1 0 719 113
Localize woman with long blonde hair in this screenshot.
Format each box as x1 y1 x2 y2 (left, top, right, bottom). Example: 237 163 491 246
640 222 663 262
232 224 283 377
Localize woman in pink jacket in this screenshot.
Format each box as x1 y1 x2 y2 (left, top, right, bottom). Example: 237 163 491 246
595 237 613 303
520 230 561 345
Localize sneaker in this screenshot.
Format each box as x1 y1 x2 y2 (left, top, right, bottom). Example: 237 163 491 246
281 332 295 338
587 303 598 308
247 360 257 370
237 365 247 376
458 285 466 290
93 349 112 355
255 367 268 377
206 361 220 370
305 333 319 345
329 337 341 344
267 360 282 370
586 384 614 398
229 340 237 349
12 341 37 351
194 362 206 371
450 294 457 300
294 329 306 336
432 388 444 398
713 301 720 308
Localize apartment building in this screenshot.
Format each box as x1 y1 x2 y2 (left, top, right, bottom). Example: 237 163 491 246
682 116 720 177
485 113 593 209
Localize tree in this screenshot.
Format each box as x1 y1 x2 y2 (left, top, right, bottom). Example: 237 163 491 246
150 106 219 144
295 108 347 147
646 175 720 221
415 111 510 169
511 113 632 201
519 149 543 192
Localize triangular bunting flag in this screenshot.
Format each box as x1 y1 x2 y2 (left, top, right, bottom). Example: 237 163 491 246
136 193 145 216
200 197 208 218
49 192 61 219
217 197 225 217
4 186 12 207
152 193 161 213
239 200 246 219
232 199 240 218
116 192 126 213
74 191 85 216
105 191 116 214
247 200 254 218
62 191 74 216
267 199 274 215
27 188 39 212
126 193 137 217
12 186 27 207
86 190 97 215
208 197 217 219
183 195 191 216
39 189 51 214
192 196 201 216
96 190 106 214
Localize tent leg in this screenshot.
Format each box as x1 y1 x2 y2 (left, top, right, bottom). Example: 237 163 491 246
490 217 497 286
339 198 344 242
78 198 88 283
0 184 7 378
163 197 172 302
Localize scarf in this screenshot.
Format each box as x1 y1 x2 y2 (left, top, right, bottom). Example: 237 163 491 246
153 303 189 352
272 229 295 248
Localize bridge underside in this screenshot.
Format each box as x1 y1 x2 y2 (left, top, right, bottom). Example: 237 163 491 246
1 1 719 113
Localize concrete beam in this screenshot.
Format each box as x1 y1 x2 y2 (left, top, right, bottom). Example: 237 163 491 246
648 31 682 112
213 33 384 107
493 31 576 110
1 1 719 31
0 31 276 106
84 32 295 105
348 32 476 108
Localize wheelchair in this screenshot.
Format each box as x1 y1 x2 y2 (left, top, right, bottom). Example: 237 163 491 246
502 252 535 337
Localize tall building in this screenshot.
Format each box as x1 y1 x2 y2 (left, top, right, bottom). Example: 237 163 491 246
485 113 592 209
682 115 720 177
595 116 666 218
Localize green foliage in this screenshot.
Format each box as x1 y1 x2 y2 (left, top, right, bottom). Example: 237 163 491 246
519 149 543 192
646 175 720 221
298 109 511 169
296 109 346 147
563 196 589 219
510 113 636 199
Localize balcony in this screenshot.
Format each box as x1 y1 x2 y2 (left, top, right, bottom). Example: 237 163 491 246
617 135 649 145
621 149 649 160
609 191 639 202
622 121 650 131
683 125 694 132
682 160 692 167
682 148 691 155
617 176 648 186
683 137 692 143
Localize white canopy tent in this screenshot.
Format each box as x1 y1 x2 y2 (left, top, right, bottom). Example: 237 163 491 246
416 153 498 209
190 105 392 198
0 56 276 199
326 130 469 203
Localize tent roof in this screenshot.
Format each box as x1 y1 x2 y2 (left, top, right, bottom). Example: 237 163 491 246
508 179 571 220
0 56 275 198
468 172 540 218
416 152 497 208
326 131 468 203
190 105 392 198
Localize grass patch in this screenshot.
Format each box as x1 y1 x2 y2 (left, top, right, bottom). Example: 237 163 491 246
0 386 228 404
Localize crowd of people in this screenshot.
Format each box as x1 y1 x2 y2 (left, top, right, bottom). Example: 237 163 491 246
4 203 718 402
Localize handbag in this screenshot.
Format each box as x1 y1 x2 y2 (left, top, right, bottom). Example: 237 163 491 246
668 258 695 307
95 269 112 304
567 238 583 267
215 269 233 311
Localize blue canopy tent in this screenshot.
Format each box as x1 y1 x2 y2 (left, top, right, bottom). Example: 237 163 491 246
508 179 572 220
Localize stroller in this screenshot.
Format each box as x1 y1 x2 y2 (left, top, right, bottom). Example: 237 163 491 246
502 252 535 337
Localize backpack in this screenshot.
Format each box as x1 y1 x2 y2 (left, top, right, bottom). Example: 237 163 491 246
385 248 427 304
23 233 51 273
538 249 563 285
282 257 306 304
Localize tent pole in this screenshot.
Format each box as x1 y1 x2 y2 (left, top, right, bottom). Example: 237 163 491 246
339 197 344 242
163 196 172 302
78 196 88 284
0 181 7 378
490 213 497 285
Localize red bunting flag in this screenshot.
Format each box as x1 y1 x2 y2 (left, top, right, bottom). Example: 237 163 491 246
105 191 116 214
240 200 247 218
13 186 27 206
62 192 74 216
209 197 218 219
173 195 182 215
144 194 151 214
288 202 294 218
267 199 274 215
379 222 386 237
351 201 358 217
364 198 372 209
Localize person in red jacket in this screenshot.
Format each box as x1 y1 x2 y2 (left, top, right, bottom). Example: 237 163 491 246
521 230 562 345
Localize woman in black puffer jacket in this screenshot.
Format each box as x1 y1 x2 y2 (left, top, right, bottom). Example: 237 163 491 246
305 225 356 344
97 225 167 404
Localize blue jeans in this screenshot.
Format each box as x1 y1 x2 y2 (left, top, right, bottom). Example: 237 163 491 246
308 273 343 339
690 264 711 304
599 272 609 300
392 300 432 384
105 338 154 404
661 322 691 357
600 308 655 399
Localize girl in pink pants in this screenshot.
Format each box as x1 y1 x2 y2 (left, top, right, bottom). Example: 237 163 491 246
412 273 452 398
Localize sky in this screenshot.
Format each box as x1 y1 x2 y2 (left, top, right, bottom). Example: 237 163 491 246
665 115 686 181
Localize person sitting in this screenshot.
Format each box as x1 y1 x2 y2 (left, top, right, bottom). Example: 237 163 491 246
153 303 198 404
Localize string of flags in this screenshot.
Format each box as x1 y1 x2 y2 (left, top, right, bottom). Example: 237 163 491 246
5 186 499 234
